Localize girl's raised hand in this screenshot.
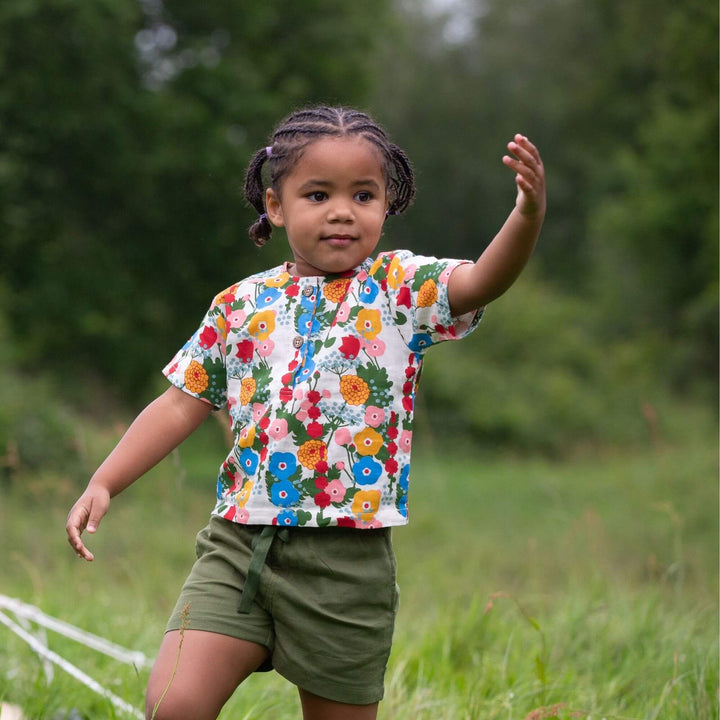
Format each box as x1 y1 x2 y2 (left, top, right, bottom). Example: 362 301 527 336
502 134 546 221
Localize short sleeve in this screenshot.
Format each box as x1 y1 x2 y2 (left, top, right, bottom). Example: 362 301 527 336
370 250 482 352
162 287 234 409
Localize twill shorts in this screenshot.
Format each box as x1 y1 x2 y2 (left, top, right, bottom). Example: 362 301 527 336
166 515 399 705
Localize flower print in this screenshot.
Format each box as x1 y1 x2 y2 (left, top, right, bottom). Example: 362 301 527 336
385 458 398 475
398 493 408 518
295 356 316 383
337 517 357 528
339 375 370 405
316 460 329 474
236 480 254 507
269 452 297 480
336 302 351 323
439 266 453 283
257 339 275 357
334 428 352 446
353 456 383 485
236 340 254 363
257 287 282 307
355 309 382 340
238 425 256 448
323 278 351 303
266 272 291 287
240 377 256 405
271 480 300 507
223 506 236 521
387 441 398 456
339 336 361 360
396 286 412 308
399 464 410 490
307 422 324 439
298 440 328 470
335 461 345 471
408 333 432 352
387 255 405 289
199 325 217 349
369 256 383 275
399 430 413 453
253 403 267 423
184 361 209 393
297 312 321 335
236 508 250 523
359 277 379 304
248 310 276 340
307 406 321 420
276 510 298 526
227 309 247 328
285 284 300 297
402 396 413 412
417 279 438 307
365 339 386 358
364 406 385 428
267 419 288 441
313 491 331 508
353 427 383 456
386 425 398 440
325 479 346 503
239 448 259 475
352 490 381 522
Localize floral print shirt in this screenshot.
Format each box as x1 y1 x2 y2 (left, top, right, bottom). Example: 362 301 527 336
164 250 480 529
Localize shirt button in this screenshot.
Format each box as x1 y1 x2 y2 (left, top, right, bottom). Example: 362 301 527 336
302 286 314 297
292 336 304 349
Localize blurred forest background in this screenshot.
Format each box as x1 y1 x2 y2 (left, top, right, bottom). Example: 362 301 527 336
0 0 717 469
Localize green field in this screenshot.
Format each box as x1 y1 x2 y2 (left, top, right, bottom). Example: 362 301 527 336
1 416 717 720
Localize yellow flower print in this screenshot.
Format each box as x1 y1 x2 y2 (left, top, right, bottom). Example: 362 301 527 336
298 440 328 470
185 361 209 393
354 427 383 456
238 424 256 448
352 490 381 522
265 272 290 287
355 309 381 339
417 279 438 308
340 375 370 406
236 480 254 507
240 377 256 405
387 256 405 290
216 314 227 341
248 310 276 340
323 278 352 303
369 256 383 275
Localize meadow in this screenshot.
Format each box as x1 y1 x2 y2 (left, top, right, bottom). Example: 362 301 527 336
0 405 717 720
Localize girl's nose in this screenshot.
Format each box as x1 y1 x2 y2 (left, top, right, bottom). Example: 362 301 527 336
327 199 354 222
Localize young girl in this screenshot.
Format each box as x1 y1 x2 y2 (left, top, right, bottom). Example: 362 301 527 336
66 105 545 720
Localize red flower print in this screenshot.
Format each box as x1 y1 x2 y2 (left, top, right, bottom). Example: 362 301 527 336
259 432 269 445
397 286 412 308
402 396 413 412
307 390 321 404
307 422 324 439
315 460 329 474
199 325 217 349
308 406 321 420
385 458 398 475
315 477 328 489
339 336 361 360
402 381 413 395
314 491 332 508
386 426 398 440
337 517 356 528
258 417 270 430
279 387 293 403
223 507 236 521
236 340 254 363
387 441 398 456
285 284 299 296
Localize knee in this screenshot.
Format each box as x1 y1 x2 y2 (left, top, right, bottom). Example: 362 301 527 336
145 686 217 720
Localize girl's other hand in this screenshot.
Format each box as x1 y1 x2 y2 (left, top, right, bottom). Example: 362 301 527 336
502 134 546 221
66 486 110 561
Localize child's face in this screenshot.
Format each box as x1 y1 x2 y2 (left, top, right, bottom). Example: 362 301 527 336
265 136 388 277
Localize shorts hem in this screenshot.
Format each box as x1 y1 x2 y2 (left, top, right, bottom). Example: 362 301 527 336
274 663 384 705
165 615 273 654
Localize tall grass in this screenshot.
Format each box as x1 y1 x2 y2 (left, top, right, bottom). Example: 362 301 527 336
0 413 717 719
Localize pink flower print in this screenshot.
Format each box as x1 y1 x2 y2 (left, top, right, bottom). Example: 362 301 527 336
227 309 247 328
335 461 345 471
404 264 417 280
252 403 266 423
325 480 346 504
293 387 305 401
365 338 386 357
364 406 385 428
439 266 453 283
268 419 288 441
334 428 352 446
296 409 308 422
356 270 368 282
322 389 332 399
336 302 351 324
257 339 275 357
399 430 413 453
236 508 250 523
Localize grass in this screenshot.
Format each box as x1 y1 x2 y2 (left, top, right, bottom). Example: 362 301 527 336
0 413 717 719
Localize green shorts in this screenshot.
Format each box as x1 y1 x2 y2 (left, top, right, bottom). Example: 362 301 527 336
166 515 399 705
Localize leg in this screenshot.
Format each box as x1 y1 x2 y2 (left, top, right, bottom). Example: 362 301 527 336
298 688 378 720
145 629 270 720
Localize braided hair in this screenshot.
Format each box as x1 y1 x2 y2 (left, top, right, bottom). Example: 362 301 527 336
244 106 415 247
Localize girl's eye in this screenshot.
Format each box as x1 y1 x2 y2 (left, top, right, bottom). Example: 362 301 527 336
308 191 327 202
355 191 373 202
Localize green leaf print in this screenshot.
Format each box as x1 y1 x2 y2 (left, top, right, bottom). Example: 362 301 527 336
411 262 443 288
356 364 393 407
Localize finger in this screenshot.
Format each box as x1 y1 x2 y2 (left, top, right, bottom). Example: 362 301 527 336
513 134 542 164
503 153 539 186
66 505 95 561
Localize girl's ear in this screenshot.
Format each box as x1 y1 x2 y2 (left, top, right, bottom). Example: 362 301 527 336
265 188 284 227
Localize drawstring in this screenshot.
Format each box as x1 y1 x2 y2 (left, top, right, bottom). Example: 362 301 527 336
238 526 290 614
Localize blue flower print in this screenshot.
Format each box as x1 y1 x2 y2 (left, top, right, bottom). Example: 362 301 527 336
353 456 383 485
239 448 259 475
295 356 316 383
408 333 432 352
398 493 408 517
399 464 410 491
271 479 300 507
257 287 282 308
297 312 321 336
277 510 298 526
269 452 297 481
359 277 379 304
300 292 317 312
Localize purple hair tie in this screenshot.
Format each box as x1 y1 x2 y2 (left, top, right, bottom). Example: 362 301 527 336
259 213 268 223
265 146 273 158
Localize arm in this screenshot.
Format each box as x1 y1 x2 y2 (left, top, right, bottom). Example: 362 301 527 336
448 134 546 316
66 385 213 561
